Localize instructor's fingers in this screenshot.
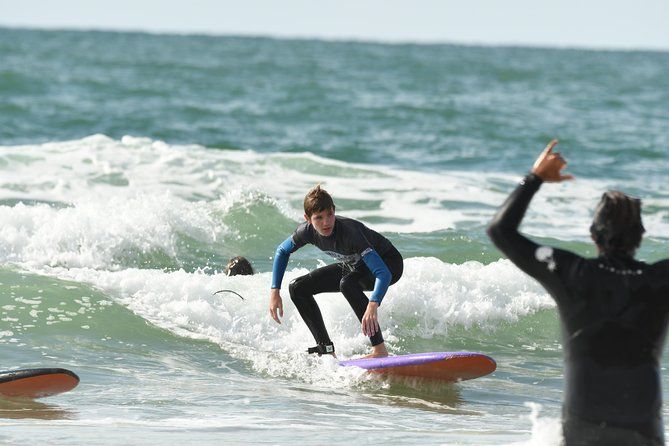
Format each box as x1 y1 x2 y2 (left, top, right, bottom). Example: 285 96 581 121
542 139 559 155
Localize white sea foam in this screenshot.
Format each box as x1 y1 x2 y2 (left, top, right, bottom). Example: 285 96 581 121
0 194 227 269
1 135 667 245
33 256 551 385
504 403 562 446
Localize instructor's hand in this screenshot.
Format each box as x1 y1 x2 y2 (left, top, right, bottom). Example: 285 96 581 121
269 289 284 324
532 139 574 182
362 302 380 337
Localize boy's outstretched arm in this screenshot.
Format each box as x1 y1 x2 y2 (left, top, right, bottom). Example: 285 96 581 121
269 237 296 324
361 249 392 336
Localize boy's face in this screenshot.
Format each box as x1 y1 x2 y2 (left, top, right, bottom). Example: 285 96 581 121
305 207 335 237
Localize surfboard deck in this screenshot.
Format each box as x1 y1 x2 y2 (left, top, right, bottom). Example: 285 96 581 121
0 368 80 399
339 352 496 382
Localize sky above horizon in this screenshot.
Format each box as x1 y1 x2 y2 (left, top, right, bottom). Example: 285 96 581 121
1 0 668 51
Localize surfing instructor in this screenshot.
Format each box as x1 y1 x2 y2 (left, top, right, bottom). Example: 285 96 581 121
488 140 669 446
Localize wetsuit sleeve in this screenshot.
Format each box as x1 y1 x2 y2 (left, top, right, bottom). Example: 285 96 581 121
487 173 571 290
362 249 392 305
271 237 297 289
291 221 312 248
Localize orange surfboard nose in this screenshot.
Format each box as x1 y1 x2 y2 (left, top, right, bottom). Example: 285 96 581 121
0 368 80 399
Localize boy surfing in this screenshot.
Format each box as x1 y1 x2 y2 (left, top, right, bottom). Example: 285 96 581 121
269 185 403 358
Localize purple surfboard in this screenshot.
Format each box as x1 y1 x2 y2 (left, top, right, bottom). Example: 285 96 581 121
339 351 496 382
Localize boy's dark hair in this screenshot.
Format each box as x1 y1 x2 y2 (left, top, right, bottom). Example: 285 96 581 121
225 256 254 276
303 184 335 217
590 191 645 255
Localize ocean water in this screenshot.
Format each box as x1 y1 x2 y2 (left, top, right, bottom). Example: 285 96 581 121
1 27 668 445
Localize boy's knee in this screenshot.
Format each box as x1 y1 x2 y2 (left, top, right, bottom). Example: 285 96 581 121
339 276 357 295
289 274 312 300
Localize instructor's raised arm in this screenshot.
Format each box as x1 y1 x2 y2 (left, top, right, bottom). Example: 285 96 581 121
487 140 573 279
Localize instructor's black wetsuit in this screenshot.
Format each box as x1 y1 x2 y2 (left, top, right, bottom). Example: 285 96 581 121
488 174 669 446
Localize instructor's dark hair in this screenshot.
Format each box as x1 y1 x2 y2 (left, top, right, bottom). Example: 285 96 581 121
303 184 335 218
590 191 645 255
225 256 254 276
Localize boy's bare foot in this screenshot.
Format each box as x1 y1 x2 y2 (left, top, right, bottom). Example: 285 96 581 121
361 342 389 359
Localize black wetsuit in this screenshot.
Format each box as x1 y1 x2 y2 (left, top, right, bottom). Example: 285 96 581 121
488 174 669 446
273 216 403 348
289 247 403 347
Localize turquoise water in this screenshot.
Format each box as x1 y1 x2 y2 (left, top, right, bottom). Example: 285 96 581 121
0 27 668 445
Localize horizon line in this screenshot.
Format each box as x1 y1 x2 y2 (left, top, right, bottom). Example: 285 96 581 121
2 23 668 54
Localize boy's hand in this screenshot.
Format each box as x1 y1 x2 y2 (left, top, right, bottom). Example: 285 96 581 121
532 139 574 182
362 302 380 337
269 289 284 324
